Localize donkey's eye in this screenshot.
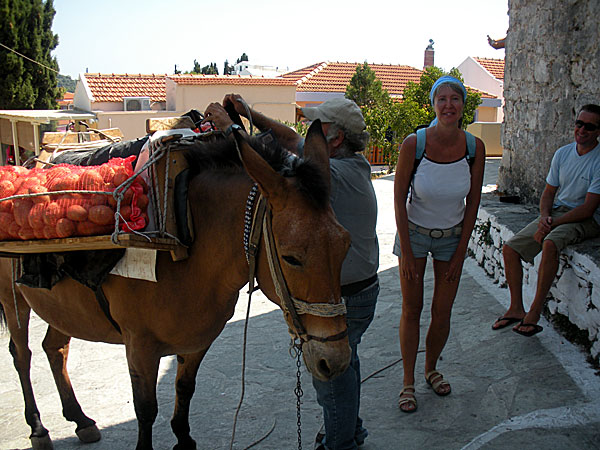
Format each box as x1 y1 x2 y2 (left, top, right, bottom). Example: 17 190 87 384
282 255 302 267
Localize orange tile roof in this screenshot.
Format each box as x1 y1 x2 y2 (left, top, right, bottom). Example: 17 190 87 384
84 73 167 102
468 86 496 99
282 62 424 97
168 74 296 86
281 62 325 81
473 57 504 80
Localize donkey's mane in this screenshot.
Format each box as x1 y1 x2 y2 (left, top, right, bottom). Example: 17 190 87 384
184 135 329 209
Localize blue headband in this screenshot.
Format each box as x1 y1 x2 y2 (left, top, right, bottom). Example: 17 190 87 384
429 76 467 105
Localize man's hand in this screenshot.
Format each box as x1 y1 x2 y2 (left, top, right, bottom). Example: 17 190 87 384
539 215 552 232
487 35 505 49
222 94 249 118
534 216 552 243
202 102 234 131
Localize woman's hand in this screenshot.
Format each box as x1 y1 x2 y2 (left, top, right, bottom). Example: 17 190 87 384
444 253 465 283
401 252 420 281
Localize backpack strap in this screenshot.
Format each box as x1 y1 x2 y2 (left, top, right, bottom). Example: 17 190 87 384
409 128 428 203
415 128 427 161
413 128 476 176
465 130 476 164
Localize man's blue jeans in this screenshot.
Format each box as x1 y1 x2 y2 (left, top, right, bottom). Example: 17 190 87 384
312 278 379 450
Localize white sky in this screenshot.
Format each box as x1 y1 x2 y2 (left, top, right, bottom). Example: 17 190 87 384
51 0 508 79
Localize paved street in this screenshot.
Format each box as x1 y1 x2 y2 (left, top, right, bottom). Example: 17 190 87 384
1 160 599 449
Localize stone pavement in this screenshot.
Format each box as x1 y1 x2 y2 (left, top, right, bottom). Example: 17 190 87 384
1 160 600 449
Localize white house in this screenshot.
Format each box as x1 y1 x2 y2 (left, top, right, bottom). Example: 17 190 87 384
457 57 505 122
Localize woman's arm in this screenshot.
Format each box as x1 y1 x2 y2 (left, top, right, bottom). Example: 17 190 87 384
394 134 419 280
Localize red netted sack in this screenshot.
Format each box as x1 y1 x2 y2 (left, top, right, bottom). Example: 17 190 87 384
0 156 148 241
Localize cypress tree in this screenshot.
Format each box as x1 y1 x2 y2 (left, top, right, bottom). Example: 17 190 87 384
0 0 60 109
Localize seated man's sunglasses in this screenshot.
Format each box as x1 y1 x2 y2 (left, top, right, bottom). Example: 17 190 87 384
575 120 599 131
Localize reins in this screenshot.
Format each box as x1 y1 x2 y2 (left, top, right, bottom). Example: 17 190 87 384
243 185 347 344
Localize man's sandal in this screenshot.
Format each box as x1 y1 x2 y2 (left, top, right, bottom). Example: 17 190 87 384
425 370 451 396
398 385 417 413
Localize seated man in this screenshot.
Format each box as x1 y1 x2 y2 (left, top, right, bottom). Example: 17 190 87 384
493 104 600 336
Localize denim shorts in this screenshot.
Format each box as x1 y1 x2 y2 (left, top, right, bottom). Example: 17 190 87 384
393 229 461 261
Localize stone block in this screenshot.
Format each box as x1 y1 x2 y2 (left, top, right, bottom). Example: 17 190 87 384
534 60 550 84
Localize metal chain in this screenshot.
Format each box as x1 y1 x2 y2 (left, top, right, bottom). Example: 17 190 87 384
291 339 303 450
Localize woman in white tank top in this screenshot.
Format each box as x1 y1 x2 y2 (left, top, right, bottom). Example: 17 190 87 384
392 76 485 413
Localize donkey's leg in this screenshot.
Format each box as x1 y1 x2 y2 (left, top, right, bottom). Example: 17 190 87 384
3 298 53 450
41 326 101 443
125 341 161 450
171 350 209 450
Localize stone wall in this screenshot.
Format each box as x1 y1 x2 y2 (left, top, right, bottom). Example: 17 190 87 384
470 194 600 361
498 0 600 202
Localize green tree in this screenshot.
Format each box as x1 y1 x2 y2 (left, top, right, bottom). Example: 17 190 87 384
0 0 60 109
379 66 482 170
201 62 218 75
345 62 391 108
223 59 233 75
354 66 482 171
191 59 202 74
236 53 248 64
57 73 76 92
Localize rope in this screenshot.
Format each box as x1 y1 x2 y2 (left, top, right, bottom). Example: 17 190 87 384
236 98 254 136
360 349 425 384
291 298 346 317
243 419 276 449
111 142 169 244
229 281 254 450
0 42 60 74
0 189 113 203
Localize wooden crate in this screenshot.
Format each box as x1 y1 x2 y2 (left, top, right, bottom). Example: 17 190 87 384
151 145 191 261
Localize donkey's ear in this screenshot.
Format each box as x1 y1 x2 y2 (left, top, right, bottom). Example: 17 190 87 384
303 119 331 191
233 131 287 202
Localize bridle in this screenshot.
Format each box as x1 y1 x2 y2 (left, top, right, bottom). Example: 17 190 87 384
243 184 348 344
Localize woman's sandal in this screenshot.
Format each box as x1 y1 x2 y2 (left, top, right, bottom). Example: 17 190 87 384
398 385 417 413
425 370 451 396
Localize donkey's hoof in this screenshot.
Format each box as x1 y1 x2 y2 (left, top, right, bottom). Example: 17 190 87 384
31 434 54 450
76 424 101 443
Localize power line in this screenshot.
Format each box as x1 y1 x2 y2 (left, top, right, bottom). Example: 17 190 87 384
0 42 60 74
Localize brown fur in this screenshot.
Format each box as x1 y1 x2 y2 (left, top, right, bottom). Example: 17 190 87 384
0 124 351 450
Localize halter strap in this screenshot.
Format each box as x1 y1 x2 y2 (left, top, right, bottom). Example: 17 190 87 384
243 185 347 343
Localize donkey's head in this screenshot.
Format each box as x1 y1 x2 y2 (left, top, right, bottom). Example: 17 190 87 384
234 122 351 381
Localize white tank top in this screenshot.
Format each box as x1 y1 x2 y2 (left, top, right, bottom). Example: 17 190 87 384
406 156 471 229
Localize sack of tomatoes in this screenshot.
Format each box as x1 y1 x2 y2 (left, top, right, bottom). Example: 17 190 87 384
0 156 149 241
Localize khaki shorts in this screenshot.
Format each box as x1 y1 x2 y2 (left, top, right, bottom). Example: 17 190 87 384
506 207 600 263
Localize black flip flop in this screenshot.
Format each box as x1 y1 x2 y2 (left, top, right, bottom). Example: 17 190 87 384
512 320 543 337
492 316 522 330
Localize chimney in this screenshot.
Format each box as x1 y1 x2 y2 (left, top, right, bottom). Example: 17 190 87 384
424 39 435 69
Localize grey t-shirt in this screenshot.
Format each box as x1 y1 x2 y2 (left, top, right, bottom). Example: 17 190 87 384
329 153 380 285
297 137 379 285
